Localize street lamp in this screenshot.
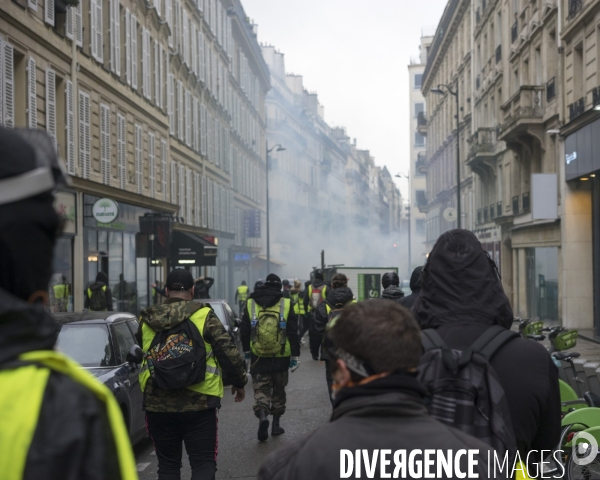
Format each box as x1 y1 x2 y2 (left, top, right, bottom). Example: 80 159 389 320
265 143 286 275
396 173 411 277
431 83 461 228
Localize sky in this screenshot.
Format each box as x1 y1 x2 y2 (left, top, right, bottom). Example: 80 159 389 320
242 0 448 197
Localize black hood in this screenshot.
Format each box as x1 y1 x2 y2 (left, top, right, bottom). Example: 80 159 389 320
89 282 106 292
381 285 404 301
251 285 283 308
311 279 326 289
326 287 354 307
412 229 513 330
409 266 423 292
0 287 57 364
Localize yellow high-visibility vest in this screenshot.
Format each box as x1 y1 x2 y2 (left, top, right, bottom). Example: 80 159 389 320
291 292 306 315
237 285 249 302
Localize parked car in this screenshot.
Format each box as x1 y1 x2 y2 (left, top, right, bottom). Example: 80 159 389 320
53 312 146 445
195 299 245 384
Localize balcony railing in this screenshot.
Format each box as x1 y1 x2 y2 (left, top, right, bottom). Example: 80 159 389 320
569 97 585 121
593 87 600 109
495 45 502 64
501 85 545 126
511 20 518 43
497 201 502 218
512 196 519 215
546 77 556 103
522 192 530 212
568 0 583 19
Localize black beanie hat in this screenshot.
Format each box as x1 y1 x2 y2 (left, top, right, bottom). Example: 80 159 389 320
264 273 282 291
166 269 194 291
96 271 109 285
382 271 400 289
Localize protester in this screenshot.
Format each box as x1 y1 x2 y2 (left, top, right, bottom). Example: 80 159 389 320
257 300 496 480
84 271 113 311
291 279 308 345
399 266 422 309
235 280 249 316
0 128 137 480
380 271 404 303
412 229 560 461
137 268 247 480
241 274 300 442
194 276 214 299
305 270 328 360
281 279 291 298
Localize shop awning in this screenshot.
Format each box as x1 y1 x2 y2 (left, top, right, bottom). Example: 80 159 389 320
170 231 218 266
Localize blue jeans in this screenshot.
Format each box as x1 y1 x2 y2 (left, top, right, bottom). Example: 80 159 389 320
146 409 218 480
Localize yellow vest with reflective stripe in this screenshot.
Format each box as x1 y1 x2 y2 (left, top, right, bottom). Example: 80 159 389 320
307 284 327 312
237 285 249 301
247 298 292 357
139 307 223 398
0 350 137 480
87 285 107 311
291 292 306 315
53 283 69 300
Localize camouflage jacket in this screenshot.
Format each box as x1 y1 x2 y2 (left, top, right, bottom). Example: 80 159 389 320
136 298 247 413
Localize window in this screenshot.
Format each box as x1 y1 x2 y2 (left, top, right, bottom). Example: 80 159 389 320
117 113 126 189
414 73 423 89
112 322 135 364
416 219 425 235
414 102 424 118
135 123 142 194
78 90 91 179
161 139 168 202
100 103 111 186
415 132 426 147
110 0 121 75
149 132 155 198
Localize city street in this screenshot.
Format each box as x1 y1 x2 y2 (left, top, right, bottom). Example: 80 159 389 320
135 343 331 480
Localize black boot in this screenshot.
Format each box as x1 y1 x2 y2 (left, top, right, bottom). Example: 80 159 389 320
271 415 285 436
257 409 269 442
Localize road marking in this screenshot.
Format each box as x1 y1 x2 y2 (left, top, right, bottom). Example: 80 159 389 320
137 463 151 472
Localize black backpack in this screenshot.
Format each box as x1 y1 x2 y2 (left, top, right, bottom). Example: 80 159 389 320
89 286 107 311
145 319 207 390
417 325 518 460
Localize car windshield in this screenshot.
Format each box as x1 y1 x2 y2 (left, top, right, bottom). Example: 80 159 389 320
207 303 226 327
56 324 114 367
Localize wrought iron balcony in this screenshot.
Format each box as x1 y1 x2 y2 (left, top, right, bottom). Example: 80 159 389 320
569 97 585 121
568 0 583 19
495 45 502 64
546 77 556 103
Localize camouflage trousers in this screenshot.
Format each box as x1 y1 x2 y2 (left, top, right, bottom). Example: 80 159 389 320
251 371 289 417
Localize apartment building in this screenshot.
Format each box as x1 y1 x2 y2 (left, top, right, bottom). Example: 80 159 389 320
262 45 402 275
408 32 433 276
0 0 269 313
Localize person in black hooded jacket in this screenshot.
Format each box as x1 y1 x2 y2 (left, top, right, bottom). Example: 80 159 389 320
380 271 404 303
84 271 113 311
412 229 561 463
241 274 300 441
399 266 422 309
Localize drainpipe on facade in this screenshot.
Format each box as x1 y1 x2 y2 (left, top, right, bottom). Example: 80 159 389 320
557 0 567 327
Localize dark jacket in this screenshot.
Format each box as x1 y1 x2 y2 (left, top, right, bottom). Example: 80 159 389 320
194 277 214 299
400 266 422 309
381 284 404 302
136 298 247 412
412 230 561 460
84 281 113 311
0 288 121 480
313 287 354 360
258 373 499 480
241 287 300 374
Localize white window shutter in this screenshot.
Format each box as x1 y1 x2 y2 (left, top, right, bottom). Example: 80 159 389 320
65 79 75 174
110 0 121 75
90 0 97 60
178 164 185 218
149 132 156 198
78 90 91 180
201 175 207 227
191 22 197 76
27 57 37 129
167 74 174 135
171 161 177 204
95 0 103 62
183 10 189 66
156 0 161 17
131 15 138 89
186 167 192 224
117 113 126 189
154 40 160 107
214 120 220 168
166 0 173 48
45 0 55 26
198 31 205 83
135 123 143 194
200 103 206 155
74 3 83 46
125 9 131 85
194 172 200 226
28 0 38 11
45 68 56 146
161 139 167 201
66 6 74 40
185 89 191 146
207 177 213 229
193 97 199 152
177 81 183 141
141 29 148 98
100 103 111 186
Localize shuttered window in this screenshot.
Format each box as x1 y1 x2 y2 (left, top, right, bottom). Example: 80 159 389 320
170 161 177 205
135 123 143 194
207 177 213 229
154 41 160 107
149 132 156 198
166 0 173 48
27 57 37 129
66 4 83 47
194 172 200 227
125 9 131 85
45 0 55 26
100 103 111 186
186 167 192 224
161 139 167 201
142 28 151 100
177 81 184 141
185 89 191 147
178 164 185 220
167 74 174 135
90 0 103 63
28 0 37 12
78 90 91 180
192 97 199 152
117 113 126 189
110 0 121 75
191 22 197 75
207 112 212 163
213 182 220 231
201 175 207 228
200 103 206 156
198 31 205 83
65 80 75 174
131 15 138 89
214 120 220 168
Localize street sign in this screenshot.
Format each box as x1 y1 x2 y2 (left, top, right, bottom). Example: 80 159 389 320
244 210 261 238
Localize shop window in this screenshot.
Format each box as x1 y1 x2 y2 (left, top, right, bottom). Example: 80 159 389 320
49 237 73 312
526 247 559 322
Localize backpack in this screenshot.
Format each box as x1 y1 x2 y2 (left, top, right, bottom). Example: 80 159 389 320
417 326 518 460
310 285 326 309
145 318 207 390
325 300 350 331
250 299 286 356
89 286 107 311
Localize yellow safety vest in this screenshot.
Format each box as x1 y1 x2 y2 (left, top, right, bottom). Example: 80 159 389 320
307 284 328 312
247 298 292 357
325 300 357 330
291 292 306 315
139 307 223 398
237 285 249 302
53 283 69 300
87 285 108 311
0 350 137 480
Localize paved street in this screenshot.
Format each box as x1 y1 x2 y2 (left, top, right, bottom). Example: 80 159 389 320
135 343 331 479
